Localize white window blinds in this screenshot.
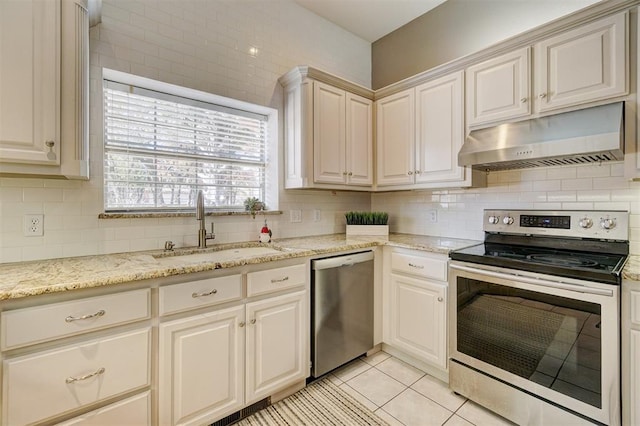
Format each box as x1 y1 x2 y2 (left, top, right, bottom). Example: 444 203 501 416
103 81 267 211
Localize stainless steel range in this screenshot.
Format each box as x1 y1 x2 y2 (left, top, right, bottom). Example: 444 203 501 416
449 210 629 425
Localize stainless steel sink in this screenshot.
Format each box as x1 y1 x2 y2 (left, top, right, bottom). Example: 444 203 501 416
154 245 287 265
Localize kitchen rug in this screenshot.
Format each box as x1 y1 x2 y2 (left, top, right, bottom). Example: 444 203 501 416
457 294 565 379
235 378 388 426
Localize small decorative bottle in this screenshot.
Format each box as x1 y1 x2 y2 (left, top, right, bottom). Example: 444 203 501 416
259 219 272 243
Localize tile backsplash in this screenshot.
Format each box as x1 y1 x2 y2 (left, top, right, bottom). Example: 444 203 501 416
372 162 640 255
0 0 639 263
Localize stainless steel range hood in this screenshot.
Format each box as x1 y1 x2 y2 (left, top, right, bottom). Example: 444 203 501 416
458 102 624 171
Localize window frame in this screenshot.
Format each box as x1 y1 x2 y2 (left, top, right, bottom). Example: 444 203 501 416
100 68 279 213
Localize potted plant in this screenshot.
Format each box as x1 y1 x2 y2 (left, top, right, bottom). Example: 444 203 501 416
345 211 389 240
244 197 265 219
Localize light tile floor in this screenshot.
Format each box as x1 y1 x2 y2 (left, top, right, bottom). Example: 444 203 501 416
326 351 515 426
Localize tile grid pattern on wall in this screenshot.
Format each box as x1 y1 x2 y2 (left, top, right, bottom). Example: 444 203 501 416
372 162 640 255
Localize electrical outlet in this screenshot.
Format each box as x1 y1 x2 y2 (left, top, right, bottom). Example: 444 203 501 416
313 209 321 222
427 210 438 223
24 214 44 236
290 209 302 223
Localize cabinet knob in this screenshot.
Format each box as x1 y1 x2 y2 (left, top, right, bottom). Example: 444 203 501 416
343 171 348 176
239 322 246 327
437 297 443 302
407 171 413 176
415 170 421 175
250 319 256 324
520 98 527 103
348 172 353 176
45 140 55 148
538 93 547 99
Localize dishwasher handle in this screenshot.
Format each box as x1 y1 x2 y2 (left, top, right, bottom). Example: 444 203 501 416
312 251 374 270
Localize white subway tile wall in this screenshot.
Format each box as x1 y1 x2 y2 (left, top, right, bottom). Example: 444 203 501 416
1 0 639 263
0 0 371 263
371 162 640 255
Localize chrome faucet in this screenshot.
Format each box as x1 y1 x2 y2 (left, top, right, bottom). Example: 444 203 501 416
196 190 215 248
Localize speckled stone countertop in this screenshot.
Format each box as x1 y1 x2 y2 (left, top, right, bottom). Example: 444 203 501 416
0 233 480 301
624 255 640 282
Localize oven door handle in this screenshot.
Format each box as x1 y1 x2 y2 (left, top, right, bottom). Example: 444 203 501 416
450 264 614 297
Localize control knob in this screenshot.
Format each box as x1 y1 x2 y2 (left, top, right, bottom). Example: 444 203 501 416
600 218 616 230
488 215 500 225
579 217 593 229
502 216 514 225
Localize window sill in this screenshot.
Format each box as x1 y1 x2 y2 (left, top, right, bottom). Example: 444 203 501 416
98 211 283 219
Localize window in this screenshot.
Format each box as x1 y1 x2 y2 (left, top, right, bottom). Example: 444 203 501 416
103 71 275 212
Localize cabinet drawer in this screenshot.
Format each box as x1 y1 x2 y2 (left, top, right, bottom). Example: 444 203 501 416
3 328 150 426
247 264 306 297
1 289 150 350
159 274 242 316
631 290 640 326
391 252 447 281
57 391 151 426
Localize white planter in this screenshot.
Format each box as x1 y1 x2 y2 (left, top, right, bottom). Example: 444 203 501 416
346 225 389 241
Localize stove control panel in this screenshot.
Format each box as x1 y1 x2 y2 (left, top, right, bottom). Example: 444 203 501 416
484 210 629 240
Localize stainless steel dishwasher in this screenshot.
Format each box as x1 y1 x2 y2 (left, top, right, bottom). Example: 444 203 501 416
311 251 374 378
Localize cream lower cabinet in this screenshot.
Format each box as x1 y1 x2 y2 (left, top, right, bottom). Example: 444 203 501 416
383 249 448 378
159 264 308 426
622 279 640 426
159 305 245 426
1 289 152 425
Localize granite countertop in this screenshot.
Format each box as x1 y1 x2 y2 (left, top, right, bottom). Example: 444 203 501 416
624 255 640 282
0 233 480 301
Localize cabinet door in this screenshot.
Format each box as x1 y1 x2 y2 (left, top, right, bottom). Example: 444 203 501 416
388 274 446 369
415 71 465 185
376 89 415 186
313 82 346 184
466 47 530 127
159 305 244 426
0 0 60 165
245 290 307 404
535 12 627 113
345 92 373 185
630 328 640 426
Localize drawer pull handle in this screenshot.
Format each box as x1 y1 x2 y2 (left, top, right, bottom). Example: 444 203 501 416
66 367 106 384
65 310 106 323
192 289 218 298
270 276 289 283
408 263 424 269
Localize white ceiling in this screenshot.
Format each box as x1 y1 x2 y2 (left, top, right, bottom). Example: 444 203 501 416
292 0 448 42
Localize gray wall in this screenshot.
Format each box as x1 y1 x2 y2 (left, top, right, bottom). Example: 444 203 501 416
371 0 600 89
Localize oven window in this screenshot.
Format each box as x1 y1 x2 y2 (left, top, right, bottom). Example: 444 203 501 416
456 277 602 408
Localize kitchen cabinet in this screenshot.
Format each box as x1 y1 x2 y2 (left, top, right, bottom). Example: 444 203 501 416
466 47 531 127
376 73 484 189
0 0 89 178
622 279 640 426
1 289 151 425
467 12 627 128
159 262 308 425
159 305 245 426
382 248 448 379
280 66 374 190
375 89 415 186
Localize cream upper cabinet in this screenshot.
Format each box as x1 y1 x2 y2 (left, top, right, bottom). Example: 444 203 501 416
415 71 466 185
466 47 531 127
375 88 415 186
313 83 373 185
467 12 627 129
535 12 627 113
0 0 89 179
376 74 484 189
280 67 374 190
0 0 60 165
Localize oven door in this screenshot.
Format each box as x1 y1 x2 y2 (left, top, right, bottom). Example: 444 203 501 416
449 261 620 425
